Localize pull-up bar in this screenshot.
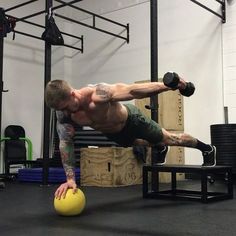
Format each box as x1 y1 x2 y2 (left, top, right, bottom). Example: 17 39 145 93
16 0 82 22
5 14 83 51
18 17 83 40
55 13 129 43
4 0 39 13
9 0 129 43
13 30 83 52
55 0 129 43
55 0 127 28
190 0 226 23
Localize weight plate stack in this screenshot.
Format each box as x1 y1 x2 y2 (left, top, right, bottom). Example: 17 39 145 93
211 124 236 172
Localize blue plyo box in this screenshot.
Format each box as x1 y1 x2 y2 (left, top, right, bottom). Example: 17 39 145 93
18 168 80 183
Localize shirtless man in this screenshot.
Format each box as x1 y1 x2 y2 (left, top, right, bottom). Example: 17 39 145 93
45 73 216 198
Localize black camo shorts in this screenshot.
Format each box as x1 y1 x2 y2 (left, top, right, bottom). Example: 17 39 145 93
104 103 163 147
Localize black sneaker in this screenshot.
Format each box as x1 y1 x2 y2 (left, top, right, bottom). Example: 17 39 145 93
156 146 169 165
202 145 216 167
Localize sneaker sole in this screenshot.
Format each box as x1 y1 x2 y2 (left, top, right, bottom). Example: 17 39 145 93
202 146 217 167
155 147 170 165
211 145 217 167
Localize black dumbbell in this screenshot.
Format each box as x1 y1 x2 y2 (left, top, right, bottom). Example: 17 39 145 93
181 82 195 97
163 72 195 97
163 72 180 88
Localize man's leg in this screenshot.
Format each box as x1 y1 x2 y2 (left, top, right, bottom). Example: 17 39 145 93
133 139 168 165
159 129 216 166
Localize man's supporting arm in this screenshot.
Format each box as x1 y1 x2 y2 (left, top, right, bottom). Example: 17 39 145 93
59 140 76 182
55 112 77 198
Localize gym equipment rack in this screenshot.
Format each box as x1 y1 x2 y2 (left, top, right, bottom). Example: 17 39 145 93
190 0 226 23
0 0 129 184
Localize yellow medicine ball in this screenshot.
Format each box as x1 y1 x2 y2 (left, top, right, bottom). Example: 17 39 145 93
54 188 86 216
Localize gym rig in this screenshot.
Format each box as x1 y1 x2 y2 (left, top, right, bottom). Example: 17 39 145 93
0 0 129 186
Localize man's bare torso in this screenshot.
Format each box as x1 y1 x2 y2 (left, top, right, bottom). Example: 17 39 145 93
70 87 128 133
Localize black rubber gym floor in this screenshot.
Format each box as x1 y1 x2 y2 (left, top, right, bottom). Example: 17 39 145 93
0 180 236 236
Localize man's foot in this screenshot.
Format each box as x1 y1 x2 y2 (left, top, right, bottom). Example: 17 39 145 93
156 146 169 165
202 145 216 167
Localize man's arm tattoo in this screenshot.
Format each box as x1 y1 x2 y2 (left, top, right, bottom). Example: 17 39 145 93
56 120 76 180
60 141 76 179
95 83 112 101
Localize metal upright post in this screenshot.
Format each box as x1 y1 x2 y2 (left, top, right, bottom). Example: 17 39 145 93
42 0 52 185
150 0 158 122
150 0 158 190
0 8 5 162
0 36 3 153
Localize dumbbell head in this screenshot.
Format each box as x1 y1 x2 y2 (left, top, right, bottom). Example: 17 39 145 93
180 82 195 97
163 72 179 88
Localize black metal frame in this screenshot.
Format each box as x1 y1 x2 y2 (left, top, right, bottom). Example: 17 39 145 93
0 0 130 184
150 0 159 191
143 164 233 203
5 14 84 52
4 0 39 13
42 0 52 185
190 0 226 23
15 0 83 22
54 0 129 43
0 9 8 175
4 0 84 52
0 36 3 175
11 30 83 52
0 0 84 185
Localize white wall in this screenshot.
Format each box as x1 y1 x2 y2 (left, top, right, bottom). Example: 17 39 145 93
69 3 150 88
223 0 236 122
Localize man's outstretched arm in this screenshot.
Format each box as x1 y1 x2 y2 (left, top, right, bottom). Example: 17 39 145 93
91 81 171 103
91 72 193 103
